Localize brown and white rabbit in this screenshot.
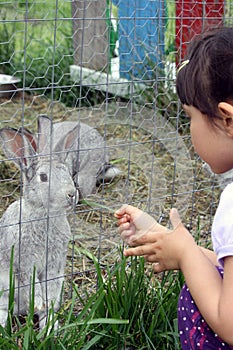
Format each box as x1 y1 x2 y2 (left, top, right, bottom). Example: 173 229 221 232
0 115 78 328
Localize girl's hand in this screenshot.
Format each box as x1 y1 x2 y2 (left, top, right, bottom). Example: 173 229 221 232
114 204 169 246
115 206 196 272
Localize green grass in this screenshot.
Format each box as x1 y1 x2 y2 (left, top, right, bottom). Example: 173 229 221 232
0 1 72 56
0 0 75 104
0 250 183 349
88 255 183 349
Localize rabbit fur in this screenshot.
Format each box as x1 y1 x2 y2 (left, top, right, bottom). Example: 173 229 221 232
20 118 120 200
0 115 78 328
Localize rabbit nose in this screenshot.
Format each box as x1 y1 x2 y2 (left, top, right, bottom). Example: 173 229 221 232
67 189 77 205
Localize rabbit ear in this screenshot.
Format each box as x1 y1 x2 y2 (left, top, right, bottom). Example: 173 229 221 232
0 127 36 170
18 127 37 151
37 115 53 155
54 124 79 162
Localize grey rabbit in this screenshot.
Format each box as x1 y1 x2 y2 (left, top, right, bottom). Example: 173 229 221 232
0 115 78 328
20 118 120 200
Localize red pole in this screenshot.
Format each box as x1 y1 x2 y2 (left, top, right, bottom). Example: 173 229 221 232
175 0 224 64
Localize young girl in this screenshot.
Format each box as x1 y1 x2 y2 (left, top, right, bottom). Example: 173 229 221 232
115 27 233 349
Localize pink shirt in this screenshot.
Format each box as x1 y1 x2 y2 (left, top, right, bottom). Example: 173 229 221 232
212 182 233 266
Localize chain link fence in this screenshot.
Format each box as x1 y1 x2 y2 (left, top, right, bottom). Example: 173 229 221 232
0 0 232 328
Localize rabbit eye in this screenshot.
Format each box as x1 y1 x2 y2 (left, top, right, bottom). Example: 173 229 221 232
39 173 48 182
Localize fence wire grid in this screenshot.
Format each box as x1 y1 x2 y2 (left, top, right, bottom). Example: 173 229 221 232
0 0 232 326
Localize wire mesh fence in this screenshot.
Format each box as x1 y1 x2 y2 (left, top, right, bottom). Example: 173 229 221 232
0 0 232 330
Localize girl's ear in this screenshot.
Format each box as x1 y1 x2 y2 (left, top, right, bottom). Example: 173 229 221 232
218 102 233 137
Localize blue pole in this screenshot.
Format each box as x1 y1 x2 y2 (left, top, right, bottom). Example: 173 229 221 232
113 0 166 80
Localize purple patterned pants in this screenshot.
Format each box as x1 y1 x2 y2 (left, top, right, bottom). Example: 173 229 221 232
178 267 233 350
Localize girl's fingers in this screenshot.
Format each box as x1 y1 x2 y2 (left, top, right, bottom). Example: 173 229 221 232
120 230 134 240
152 263 164 273
170 208 182 230
115 204 142 219
118 222 130 231
126 230 160 245
114 204 130 217
123 244 155 257
117 215 131 225
145 254 157 262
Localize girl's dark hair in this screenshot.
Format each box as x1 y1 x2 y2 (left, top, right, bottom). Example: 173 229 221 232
176 27 233 119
